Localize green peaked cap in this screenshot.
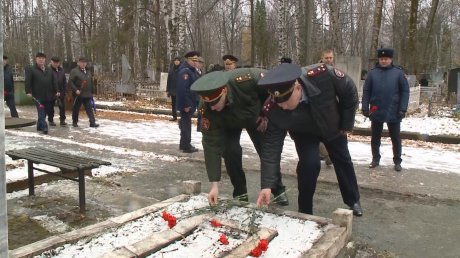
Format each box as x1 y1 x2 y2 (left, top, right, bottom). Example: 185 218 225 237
191 71 229 97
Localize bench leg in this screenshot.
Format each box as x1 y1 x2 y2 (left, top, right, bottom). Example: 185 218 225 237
28 161 35 196
78 169 86 213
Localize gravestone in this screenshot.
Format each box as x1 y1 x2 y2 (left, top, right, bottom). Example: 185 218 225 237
116 54 135 95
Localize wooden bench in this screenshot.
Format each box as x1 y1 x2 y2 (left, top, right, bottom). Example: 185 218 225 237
6 147 111 213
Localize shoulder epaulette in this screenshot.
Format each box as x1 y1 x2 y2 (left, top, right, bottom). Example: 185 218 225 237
306 64 327 77
261 96 275 115
235 73 252 83
333 68 345 78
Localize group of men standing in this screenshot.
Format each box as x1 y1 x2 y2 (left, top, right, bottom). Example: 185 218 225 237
167 47 409 217
7 52 99 134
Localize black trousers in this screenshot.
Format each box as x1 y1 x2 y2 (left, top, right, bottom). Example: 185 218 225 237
170 95 177 119
222 127 286 199
323 133 361 207
179 109 193 150
371 121 402 164
289 133 321 214
5 95 18 117
49 97 66 122
72 96 96 125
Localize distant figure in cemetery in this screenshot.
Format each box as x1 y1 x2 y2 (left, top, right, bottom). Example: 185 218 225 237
195 56 206 132
50 57 68 126
362 48 409 172
319 49 336 167
25 52 60 134
255 63 362 216
222 54 238 71
280 57 292 64
176 51 201 153
320 49 334 66
3 55 19 118
166 57 181 121
419 76 428 87
191 69 288 206
69 57 99 128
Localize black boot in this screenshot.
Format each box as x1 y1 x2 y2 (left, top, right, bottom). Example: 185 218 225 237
350 202 363 216
369 160 379 168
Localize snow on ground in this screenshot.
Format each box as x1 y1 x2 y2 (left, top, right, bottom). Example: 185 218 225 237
5 113 460 185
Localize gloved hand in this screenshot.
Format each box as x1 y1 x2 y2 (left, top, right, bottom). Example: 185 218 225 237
362 110 369 117
399 111 406 119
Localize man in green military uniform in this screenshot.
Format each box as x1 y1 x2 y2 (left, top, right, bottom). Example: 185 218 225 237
191 69 288 206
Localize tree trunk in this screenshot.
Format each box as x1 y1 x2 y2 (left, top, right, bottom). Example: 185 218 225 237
23 0 33 64
277 0 287 58
369 0 384 68
328 0 341 53
155 0 161 81
407 0 419 74
64 19 73 62
421 0 440 72
304 0 314 64
133 0 142 79
250 0 255 66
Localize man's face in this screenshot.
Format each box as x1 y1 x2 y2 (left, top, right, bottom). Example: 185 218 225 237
197 61 204 70
51 60 60 69
322 52 334 65
78 61 87 69
209 88 228 112
378 57 392 67
3 59 8 66
276 82 302 111
225 62 236 71
174 59 180 66
36 57 46 66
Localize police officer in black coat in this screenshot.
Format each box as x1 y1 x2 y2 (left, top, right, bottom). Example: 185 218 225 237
3 55 19 118
176 51 201 153
256 63 363 216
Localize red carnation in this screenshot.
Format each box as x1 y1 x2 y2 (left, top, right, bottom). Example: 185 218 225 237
167 217 177 228
370 105 378 114
210 219 222 227
258 239 269 251
219 234 229 245
250 247 263 257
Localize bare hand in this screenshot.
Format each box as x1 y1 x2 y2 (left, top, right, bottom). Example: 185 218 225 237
208 183 219 206
256 116 268 132
256 188 272 207
76 90 81 95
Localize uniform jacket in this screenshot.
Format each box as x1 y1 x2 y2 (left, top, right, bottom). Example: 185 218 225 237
260 64 358 189
4 64 14 97
51 66 67 95
166 62 181 96
362 64 409 123
175 62 199 111
68 66 94 98
25 64 58 101
198 68 268 182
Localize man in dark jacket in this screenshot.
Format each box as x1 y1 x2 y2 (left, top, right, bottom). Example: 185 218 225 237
50 57 68 126
191 69 289 206
68 57 99 128
166 57 181 121
362 48 409 172
3 56 19 118
255 63 362 216
25 52 59 134
176 51 200 153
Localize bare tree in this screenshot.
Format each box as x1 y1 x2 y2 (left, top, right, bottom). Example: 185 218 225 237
369 0 384 67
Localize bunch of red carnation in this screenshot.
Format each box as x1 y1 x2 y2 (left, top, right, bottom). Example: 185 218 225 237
210 219 222 227
219 234 229 245
249 239 269 257
161 211 177 228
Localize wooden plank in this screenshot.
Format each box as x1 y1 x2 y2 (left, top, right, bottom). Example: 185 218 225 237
109 195 189 225
225 227 278 258
59 220 118 242
15 149 102 169
301 227 348 258
8 236 67 258
6 147 111 171
121 214 210 257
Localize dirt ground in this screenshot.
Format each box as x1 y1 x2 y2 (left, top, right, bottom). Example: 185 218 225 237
4 106 460 257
